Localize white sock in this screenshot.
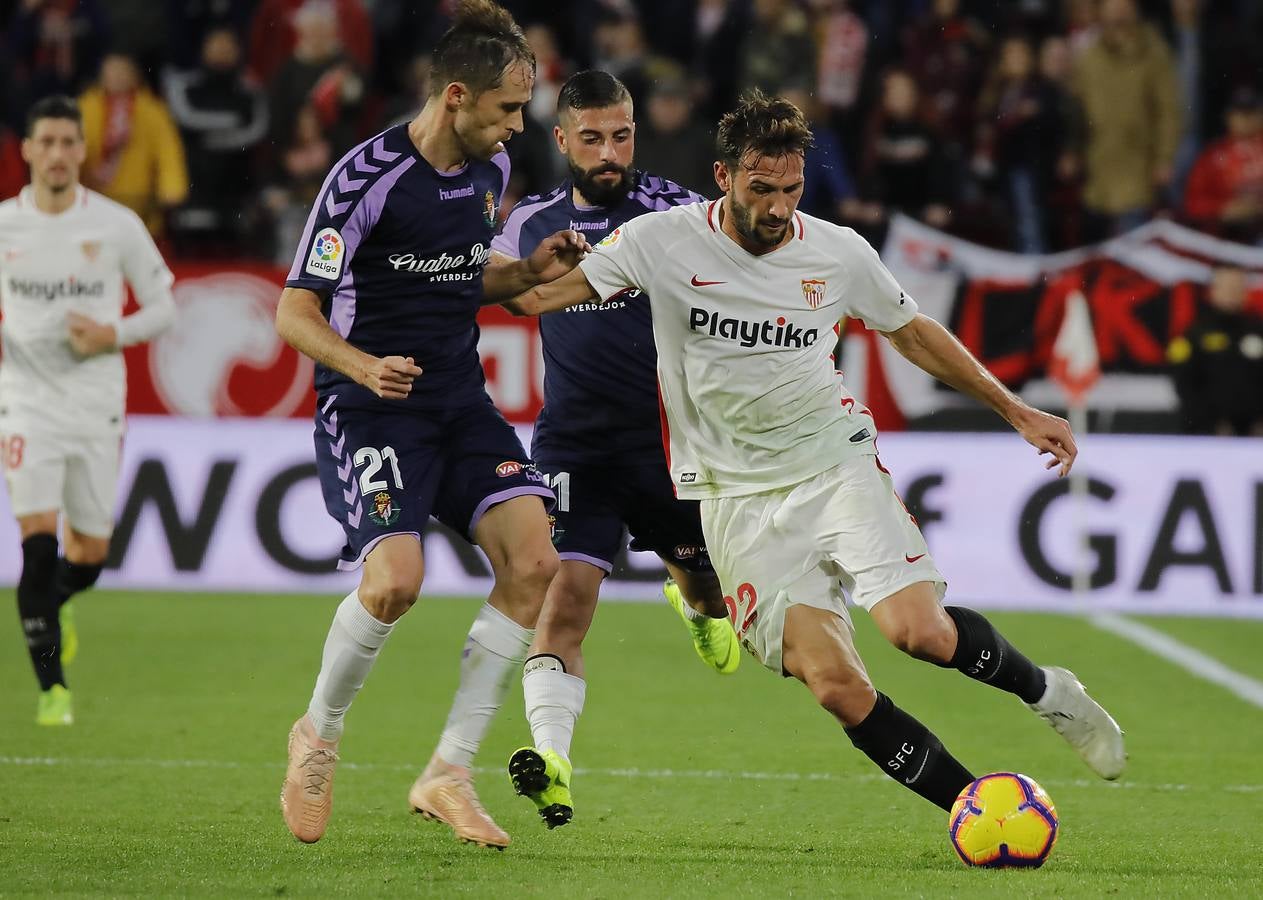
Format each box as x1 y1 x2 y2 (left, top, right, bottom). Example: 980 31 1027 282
435 602 534 768
308 591 393 742
680 601 706 622
523 656 587 761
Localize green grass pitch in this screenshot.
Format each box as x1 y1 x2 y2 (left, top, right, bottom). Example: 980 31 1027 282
3 591 1262 897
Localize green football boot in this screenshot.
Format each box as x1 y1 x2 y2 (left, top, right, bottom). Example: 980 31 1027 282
664 578 739 674
508 747 573 829
36 685 73 726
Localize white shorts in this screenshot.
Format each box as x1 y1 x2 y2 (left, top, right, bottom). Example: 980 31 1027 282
701 455 946 675
0 424 120 537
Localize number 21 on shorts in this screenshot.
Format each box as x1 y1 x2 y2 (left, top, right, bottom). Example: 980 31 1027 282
353 446 403 493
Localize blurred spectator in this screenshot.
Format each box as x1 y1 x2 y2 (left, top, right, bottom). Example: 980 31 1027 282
165 28 268 250
525 23 568 139
592 14 650 109
810 0 868 163
0 124 26 200
1166 0 1204 202
6 0 109 122
1064 0 1100 57
1038 34 1089 248
267 0 366 157
633 64 716 196
975 35 1073 253
781 87 859 223
101 0 166 77
1182 87 1263 244
79 53 189 235
165 0 256 70
901 0 991 158
263 103 332 264
738 0 816 98
248 0 372 85
689 0 749 119
1168 265 1263 436
1072 0 1181 240
860 69 955 232
380 53 432 126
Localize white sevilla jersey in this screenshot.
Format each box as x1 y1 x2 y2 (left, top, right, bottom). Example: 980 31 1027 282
579 200 917 499
0 186 174 434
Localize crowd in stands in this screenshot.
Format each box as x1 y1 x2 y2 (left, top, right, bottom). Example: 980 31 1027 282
0 0 1261 261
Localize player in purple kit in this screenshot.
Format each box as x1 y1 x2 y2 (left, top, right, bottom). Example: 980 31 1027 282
275 0 588 849
491 71 739 830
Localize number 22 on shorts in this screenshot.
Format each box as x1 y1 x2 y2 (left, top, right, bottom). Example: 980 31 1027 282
723 582 759 636
0 434 24 470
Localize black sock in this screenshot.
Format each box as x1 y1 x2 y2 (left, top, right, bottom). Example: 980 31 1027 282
17 534 64 691
943 606 1047 704
54 558 103 608
844 692 974 811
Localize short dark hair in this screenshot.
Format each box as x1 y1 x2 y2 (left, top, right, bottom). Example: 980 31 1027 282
557 70 632 120
26 95 82 137
716 90 813 168
429 0 535 97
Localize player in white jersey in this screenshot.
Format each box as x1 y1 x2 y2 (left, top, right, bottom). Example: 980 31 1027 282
0 97 175 726
505 92 1125 821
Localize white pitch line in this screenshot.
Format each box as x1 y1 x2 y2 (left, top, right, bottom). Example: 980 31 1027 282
1091 612 1263 709
1 755 1260 794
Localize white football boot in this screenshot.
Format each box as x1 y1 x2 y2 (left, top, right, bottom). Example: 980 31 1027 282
1027 666 1126 780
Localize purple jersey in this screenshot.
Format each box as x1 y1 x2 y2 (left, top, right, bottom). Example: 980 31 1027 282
492 172 704 464
286 123 509 411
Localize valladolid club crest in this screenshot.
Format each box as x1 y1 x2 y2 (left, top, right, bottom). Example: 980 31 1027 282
484 190 497 227
801 278 826 309
368 491 401 526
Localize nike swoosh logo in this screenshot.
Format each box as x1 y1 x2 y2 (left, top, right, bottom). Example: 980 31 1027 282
691 275 726 287
905 553 926 563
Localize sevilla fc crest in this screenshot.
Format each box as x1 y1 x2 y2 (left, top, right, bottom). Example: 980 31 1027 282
801 278 826 309
82 241 101 262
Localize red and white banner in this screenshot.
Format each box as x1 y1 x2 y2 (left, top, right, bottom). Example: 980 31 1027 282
845 216 1263 428
122 264 546 424
89 219 1263 434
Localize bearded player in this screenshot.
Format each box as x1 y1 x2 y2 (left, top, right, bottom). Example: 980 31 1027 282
505 91 1125 824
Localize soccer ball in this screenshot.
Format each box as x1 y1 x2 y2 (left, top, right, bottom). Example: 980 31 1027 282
948 773 1059 868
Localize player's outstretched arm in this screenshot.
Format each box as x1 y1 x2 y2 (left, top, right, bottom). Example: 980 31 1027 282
482 229 591 304
501 265 602 317
276 287 422 400
882 313 1077 477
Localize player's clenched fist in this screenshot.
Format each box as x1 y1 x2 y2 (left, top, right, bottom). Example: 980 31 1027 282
527 229 592 284
361 355 422 400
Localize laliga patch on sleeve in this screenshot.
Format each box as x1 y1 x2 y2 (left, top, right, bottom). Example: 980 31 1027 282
305 227 345 280
596 227 622 249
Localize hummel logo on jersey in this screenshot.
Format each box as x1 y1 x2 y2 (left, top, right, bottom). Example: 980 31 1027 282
690 275 726 287
438 185 475 200
571 219 609 231
689 307 821 349
8 276 105 301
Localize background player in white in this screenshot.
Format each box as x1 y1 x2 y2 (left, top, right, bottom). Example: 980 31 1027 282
0 96 175 726
505 91 1125 817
